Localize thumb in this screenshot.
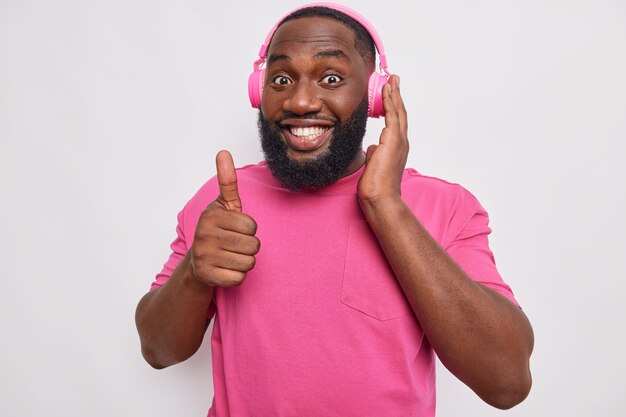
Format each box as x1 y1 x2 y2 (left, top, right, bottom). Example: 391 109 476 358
365 144 378 164
216 150 242 212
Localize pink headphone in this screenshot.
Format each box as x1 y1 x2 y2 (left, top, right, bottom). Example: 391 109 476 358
248 2 391 118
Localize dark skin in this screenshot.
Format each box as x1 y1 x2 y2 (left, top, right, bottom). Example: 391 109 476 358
136 16 533 409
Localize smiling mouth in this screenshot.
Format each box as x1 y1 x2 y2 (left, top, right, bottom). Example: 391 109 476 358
289 126 330 140
282 125 334 152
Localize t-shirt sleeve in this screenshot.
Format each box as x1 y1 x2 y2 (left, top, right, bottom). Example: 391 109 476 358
150 176 219 291
151 208 188 291
444 188 519 306
148 178 219 318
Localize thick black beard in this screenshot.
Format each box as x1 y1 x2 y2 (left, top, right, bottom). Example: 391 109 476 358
258 100 368 191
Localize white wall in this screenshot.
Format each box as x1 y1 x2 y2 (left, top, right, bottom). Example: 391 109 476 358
1 0 624 415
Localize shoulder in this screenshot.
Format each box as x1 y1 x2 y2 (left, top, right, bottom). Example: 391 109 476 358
400 168 490 246
401 168 484 213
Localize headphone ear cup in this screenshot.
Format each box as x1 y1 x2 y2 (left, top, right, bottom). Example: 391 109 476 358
248 68 265 108
367 72 389 118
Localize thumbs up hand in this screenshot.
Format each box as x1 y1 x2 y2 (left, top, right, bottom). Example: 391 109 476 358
189 150 260 287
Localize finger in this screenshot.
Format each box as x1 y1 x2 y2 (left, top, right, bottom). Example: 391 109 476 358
382 78 400 129
204 267 248 287
216 150 242 212
213 251 257 273
390 75 408 132
382 75 408 139
215 210 258 236
217 230 261 256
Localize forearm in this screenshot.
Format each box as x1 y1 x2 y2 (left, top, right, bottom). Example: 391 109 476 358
135 252 215 369
359 196 534 408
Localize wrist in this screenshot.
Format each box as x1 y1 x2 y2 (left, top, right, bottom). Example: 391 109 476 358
177 252 215 295
358 193 406 221
357 183 401 203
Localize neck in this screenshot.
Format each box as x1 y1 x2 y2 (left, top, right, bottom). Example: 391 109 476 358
341 151 366 178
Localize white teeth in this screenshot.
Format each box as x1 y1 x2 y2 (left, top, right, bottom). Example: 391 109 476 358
289 126 327 139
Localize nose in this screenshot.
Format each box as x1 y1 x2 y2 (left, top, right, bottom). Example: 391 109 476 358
282 80 323 115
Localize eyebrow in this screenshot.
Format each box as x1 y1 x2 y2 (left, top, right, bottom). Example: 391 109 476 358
266 49 351 65
314 50 350 61
267 54 290 65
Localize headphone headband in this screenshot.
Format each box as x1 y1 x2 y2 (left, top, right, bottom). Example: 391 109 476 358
253 2 389 74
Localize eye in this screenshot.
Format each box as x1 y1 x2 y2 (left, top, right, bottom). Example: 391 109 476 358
272 75 292 85
321 74 343 84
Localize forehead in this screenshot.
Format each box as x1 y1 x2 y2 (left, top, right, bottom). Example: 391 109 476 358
267 16 359 57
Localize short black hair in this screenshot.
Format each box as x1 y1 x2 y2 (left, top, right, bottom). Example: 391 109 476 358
275 6 376 69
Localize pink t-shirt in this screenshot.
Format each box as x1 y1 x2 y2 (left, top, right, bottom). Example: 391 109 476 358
152 161 518 417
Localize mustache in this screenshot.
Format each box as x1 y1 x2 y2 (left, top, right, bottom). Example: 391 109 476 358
274 112 339 125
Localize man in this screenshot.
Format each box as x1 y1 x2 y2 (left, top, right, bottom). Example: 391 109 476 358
136 4 534 416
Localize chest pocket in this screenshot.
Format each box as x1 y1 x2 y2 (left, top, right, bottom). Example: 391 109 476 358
340 220 413 321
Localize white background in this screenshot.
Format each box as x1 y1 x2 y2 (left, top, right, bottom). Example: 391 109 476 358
1 0 625 416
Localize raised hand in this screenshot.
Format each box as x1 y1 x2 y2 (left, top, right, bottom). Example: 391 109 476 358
189 150 260 287
357 75 409 203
